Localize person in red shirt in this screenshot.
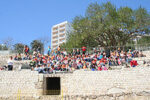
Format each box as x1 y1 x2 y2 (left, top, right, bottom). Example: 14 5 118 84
82 46 86 54
24 45 29 55
130 60 138 67
98 65 102 71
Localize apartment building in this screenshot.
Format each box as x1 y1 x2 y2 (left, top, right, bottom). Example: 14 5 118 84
51 21 72 50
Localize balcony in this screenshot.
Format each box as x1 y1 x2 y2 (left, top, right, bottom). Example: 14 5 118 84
59 42 65 46
59 34 65 38
59 24 65 28
52 43 58 46
52 40 58 44
53 29 58 33
59 31 65 35
59 41 66 45
59 38 65 42
52 38 58 41
52 36 58 40
53 26 58 31
59 25 65 30
52 44 58 49
59 28 65 32
52 31 58 36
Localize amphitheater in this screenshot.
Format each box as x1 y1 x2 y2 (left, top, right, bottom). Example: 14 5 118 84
0 51 150 100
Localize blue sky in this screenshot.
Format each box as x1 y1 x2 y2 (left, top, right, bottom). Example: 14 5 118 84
0 0 150 46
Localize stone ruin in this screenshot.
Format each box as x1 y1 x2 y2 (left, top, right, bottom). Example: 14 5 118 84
0 51 150 100
0 67 150 100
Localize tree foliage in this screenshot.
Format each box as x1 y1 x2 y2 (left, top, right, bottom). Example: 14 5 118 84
137 36 150 44
30 40 44 53
0 44 8 50
61 2 150 49
14 43 25 53
38 36 50 53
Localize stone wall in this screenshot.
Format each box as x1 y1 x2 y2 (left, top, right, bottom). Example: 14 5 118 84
0 66 150 100
0 51 10 55
61 67 150 96
0 70 40 97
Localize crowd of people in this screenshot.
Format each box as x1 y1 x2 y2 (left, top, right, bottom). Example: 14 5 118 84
29 46 146 73
0 45 146 72
14 45 31 61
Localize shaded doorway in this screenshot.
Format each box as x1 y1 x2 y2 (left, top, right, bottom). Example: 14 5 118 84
43 77 61 95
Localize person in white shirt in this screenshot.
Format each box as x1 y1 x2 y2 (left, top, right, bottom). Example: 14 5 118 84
63 49 67 56
7 56 13 71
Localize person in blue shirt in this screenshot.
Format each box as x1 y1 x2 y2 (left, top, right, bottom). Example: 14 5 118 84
47 46 51 56
98 53 103 60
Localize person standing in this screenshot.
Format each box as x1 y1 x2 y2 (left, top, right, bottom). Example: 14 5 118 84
47 46 51 56
72 49 77 56
7 56 13 71
38 46 41 53
57 46 61 55
76 49 80 55
82 46 86 54
24 45 29 55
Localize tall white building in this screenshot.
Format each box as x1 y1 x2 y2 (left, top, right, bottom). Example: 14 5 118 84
51 21 72 50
